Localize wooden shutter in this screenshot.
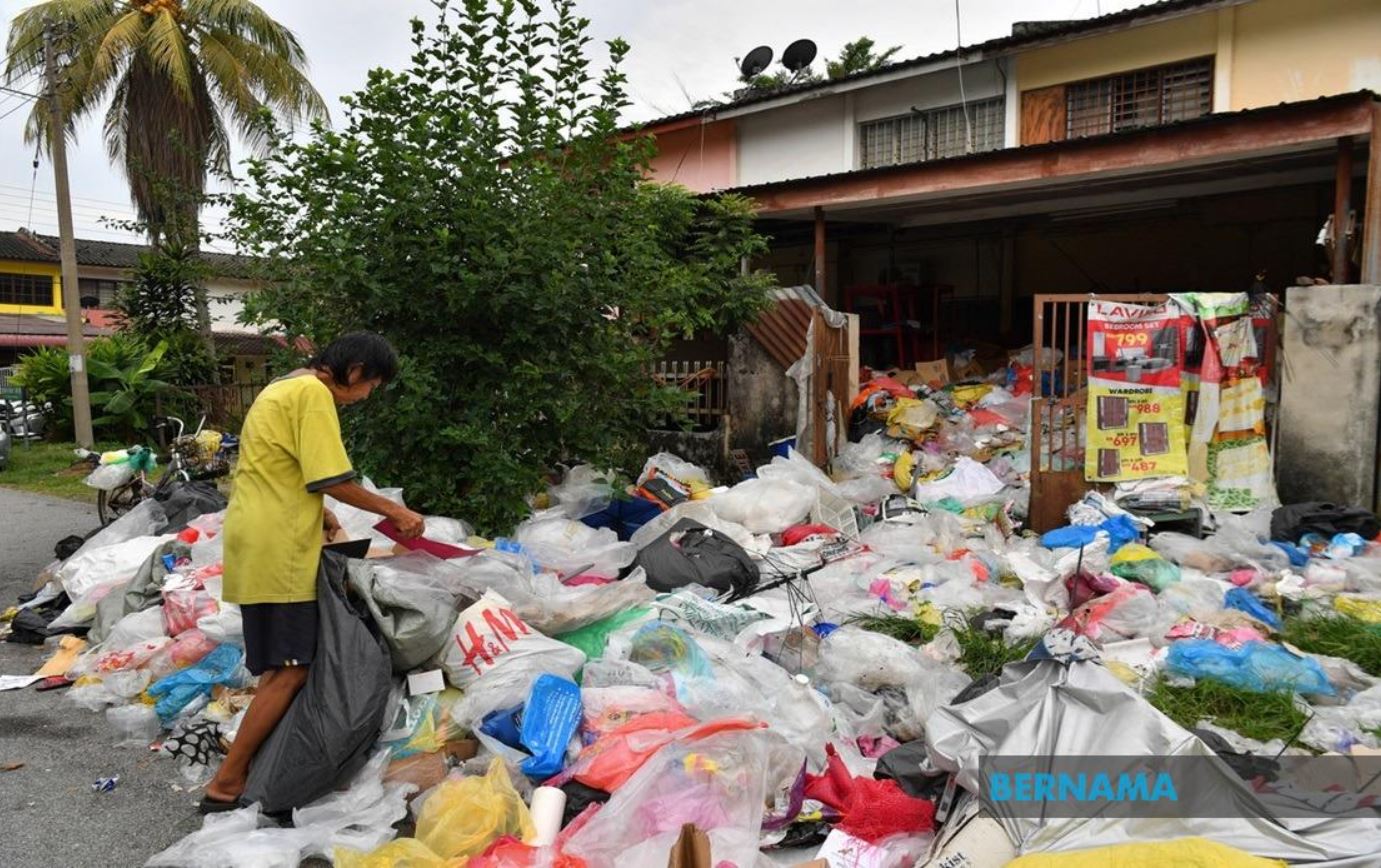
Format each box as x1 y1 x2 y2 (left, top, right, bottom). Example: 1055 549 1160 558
1021 85 1067 146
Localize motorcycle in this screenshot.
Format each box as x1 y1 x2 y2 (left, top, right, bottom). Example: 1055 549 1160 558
0 398 49 441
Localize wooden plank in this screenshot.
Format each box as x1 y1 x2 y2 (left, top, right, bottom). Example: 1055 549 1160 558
1021 85 1067 146
747 95 1375 214
1333 136 1353 283
1363 103 1381 283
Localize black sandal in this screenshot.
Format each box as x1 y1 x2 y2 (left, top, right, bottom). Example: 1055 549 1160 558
197 795 243 814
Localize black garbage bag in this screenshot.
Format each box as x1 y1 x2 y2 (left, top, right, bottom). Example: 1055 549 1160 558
153 481 228 533
241 550 392 813
1270 502 1381 544
634 518 759 596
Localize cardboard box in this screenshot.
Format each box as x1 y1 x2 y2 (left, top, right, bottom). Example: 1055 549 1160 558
913 359 952 389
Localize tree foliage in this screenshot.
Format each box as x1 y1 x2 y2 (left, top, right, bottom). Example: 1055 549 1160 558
4 0 327 244
227 0 775 533
826 37 903 80
113 238 219 388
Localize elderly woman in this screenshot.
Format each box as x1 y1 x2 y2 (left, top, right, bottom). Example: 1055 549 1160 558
201 332 425 811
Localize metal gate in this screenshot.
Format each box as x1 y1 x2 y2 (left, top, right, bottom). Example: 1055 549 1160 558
1028 293 1167 532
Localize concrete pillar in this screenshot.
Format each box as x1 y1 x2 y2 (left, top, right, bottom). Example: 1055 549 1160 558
1276 285 1381 509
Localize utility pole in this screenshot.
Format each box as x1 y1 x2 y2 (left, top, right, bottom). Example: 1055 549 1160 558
44 21 94 448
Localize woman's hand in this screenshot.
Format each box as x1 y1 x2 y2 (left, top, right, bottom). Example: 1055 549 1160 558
389 506 426 540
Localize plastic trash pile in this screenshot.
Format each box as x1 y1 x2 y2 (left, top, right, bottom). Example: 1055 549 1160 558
7 441 1381 866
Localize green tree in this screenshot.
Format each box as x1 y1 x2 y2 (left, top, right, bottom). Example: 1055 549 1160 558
4 0 328 332
826 37 902 80
227 0 774 533
113 237 219 388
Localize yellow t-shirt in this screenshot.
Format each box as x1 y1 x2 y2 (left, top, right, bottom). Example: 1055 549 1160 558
221 375 354 604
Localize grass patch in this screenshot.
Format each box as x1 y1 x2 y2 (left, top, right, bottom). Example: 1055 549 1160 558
844 611 940 644
0 440 109 502
1147 678 1308 744
952 624 1039 680
1281 614 1381 678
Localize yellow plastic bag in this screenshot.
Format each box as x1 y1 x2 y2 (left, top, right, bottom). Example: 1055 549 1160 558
334 838 455 868
1334 595 1381 624
416 758 535 860
893 451 916 491
1007 837 1286 867
885 398 940 440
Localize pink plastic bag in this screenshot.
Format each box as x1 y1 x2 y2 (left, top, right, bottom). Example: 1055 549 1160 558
163 589 219 636
145 629 218 679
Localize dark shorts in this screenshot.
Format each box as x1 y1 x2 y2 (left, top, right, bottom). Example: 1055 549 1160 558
240 601 318 675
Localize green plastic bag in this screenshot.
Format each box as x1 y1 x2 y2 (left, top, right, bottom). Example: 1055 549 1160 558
556 606 649 659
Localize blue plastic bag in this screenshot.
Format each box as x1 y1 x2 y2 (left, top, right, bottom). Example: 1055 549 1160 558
1166 640 1333 695
519 675 582 778
1040 515 1139 554
147 644 243 722
1223 587 1282 630
1040 525 1099 550
479 704 526 750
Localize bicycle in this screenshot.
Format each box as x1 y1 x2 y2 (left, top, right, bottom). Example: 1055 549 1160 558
96 415 237 526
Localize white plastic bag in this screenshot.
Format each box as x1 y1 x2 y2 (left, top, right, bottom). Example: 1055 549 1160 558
513 517 636 577
432 590 585 691
549 465 616 519
710 478 815 534
84 461 136 491
911 456 1005 504
58 534 175 599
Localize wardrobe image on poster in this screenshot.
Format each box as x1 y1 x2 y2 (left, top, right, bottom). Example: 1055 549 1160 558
1085 300 1189 482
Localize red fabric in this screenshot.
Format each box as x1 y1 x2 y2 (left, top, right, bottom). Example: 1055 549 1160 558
780 524 838 546
804 744 935 843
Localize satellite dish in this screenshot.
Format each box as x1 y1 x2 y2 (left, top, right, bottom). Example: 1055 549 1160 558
739 45 773 78
782 39 817 73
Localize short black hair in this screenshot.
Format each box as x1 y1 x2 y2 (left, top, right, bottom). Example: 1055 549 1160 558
310 332 399 385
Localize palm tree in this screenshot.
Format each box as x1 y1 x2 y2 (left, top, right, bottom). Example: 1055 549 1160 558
826 37 903 80
5 0 327 330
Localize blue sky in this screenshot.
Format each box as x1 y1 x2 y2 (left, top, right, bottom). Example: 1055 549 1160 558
0 0 1144 246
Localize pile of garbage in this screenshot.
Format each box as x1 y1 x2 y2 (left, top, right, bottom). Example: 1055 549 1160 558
6 437 1381 866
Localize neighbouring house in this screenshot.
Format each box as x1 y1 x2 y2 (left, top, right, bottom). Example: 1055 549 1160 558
0 228 275 380
638 0 1381 509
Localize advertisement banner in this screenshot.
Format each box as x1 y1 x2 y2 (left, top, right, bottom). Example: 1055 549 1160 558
1085 301 1188 481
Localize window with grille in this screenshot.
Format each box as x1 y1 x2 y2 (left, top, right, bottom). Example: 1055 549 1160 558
859 97 1005 169
1065 57 1212 139
0 272 53 307
78 278 129 308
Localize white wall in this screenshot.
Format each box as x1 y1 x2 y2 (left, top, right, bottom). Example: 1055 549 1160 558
206 278 256 333
734 60 1007 187
853 61 1005 123
737 95 848 187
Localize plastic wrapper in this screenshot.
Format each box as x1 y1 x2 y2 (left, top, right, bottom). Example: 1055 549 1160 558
414 758 535 861
196 604 244 646
47 580 123 632
163 588 219 636
580 658 661 689
710 477 816 535
106 703 162 744
649 590 771 642
335 839 449 868
834 432 890 479
629 622 714 680
1166 639 1334 695
548 465 616 520
912 456 1006 505
380 688 466 759
147 751 413 868
513 517 637 577
350 555 473 672
816 626 930 692
1149 532 1237 573
1109 543 1181 592
581 685 683 736
145 629 219 680
554 606 652 659
564 728 773 868
1299 684 1381 753
859 522 943 567
628 500 758 553
637 452 711 490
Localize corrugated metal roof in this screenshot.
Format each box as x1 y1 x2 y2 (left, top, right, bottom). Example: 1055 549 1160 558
727 89 1378 200
0 230 259 278
745 286 826 368
635 0 1235 131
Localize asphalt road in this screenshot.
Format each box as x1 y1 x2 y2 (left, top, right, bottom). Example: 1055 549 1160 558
0 488 203 868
